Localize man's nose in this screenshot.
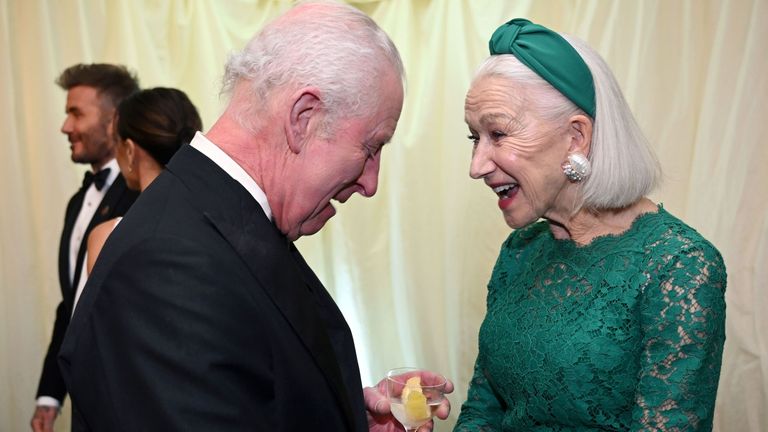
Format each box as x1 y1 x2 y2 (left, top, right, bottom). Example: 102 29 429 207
358 154 381 197
61 116 73 135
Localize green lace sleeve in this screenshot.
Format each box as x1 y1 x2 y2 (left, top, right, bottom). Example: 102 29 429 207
454 357 504 431
632 241 727 430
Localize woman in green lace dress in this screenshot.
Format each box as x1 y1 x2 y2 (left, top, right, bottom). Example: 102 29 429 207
454 19 726 431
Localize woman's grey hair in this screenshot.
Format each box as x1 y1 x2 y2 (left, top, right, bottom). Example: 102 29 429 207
222 1 405 135
472 35 661 211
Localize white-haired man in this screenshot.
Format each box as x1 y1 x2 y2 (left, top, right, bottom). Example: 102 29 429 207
60 2 449 431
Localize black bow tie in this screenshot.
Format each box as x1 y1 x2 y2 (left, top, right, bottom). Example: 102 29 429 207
82 168 111 191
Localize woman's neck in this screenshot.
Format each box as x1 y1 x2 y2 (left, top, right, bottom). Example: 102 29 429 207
545 197 658 246
138 163 164 192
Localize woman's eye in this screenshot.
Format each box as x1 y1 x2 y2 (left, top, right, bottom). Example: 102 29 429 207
467 134 479 145
491 130 506 140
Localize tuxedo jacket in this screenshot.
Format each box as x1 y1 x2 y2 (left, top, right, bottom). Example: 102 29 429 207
36 173 138 403
59 145 368 431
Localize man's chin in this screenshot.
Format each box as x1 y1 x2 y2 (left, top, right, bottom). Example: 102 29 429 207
297 205 337 239
70 153 91 164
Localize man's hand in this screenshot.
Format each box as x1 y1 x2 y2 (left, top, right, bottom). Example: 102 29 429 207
30 405 58 432
365 375 454 432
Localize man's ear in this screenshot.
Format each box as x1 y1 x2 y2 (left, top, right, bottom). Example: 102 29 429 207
286 88 322 154
106 110 117 144
568 114 593 156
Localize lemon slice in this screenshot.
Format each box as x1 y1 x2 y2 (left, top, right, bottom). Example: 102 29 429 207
401 376 422 401
405 391 430 422
402 376 430 422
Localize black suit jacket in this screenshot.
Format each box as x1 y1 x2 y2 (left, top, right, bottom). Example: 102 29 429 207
59 145 368 431
36 173 138 403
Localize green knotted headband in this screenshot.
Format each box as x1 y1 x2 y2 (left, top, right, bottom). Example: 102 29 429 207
489 18 596 118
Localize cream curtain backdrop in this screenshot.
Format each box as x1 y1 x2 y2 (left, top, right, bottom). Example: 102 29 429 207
1 0 766 430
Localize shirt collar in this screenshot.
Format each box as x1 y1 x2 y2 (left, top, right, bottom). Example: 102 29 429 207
97 158 120 190
189 132 273 221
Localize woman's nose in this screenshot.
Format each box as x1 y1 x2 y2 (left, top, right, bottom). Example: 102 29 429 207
469 141 494 179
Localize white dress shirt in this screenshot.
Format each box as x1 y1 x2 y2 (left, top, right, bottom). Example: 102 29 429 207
190 132 272 220
68 158 120 284
37 158 120 409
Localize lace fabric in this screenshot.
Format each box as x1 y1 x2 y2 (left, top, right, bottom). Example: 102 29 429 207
455 206 726 431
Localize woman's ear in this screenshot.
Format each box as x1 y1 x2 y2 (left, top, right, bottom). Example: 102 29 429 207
124 138 137 166
286 87 322 154
568 114 593 156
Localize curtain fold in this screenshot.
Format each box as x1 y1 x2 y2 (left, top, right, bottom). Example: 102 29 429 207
1 1 765 430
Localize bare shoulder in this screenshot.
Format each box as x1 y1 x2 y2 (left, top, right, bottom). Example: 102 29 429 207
87 218 121 273
89 219 120 247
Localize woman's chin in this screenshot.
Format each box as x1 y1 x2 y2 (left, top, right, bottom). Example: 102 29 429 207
503 211 536 229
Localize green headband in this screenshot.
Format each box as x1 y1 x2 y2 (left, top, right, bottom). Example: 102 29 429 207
489 18 596 118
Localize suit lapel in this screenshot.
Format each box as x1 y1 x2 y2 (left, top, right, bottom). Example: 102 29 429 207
170 146 358 430
59 188 87 295
70 175 134 306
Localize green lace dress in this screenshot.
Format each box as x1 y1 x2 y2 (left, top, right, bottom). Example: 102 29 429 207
454 206 726 431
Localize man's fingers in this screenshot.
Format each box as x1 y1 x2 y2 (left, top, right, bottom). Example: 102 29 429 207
31 406 57 432
444 378 455 394
363 385 390 415
31 416 49 432
31 418 43 432
435 397 452 420
417 419 435 431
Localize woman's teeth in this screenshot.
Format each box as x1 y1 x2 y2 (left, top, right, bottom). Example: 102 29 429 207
492 184 518 198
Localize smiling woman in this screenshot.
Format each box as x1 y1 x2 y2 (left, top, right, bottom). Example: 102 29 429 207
455 18 727 431
465 74 587 230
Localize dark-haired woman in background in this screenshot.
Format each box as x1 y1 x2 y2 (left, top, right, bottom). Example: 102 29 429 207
72 87 202 309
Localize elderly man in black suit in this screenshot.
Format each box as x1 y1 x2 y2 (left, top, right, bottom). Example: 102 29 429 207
60 2 450 432
32 64 139 432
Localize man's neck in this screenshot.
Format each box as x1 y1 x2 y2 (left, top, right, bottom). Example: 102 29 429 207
207 115 271 190
90 156 114 173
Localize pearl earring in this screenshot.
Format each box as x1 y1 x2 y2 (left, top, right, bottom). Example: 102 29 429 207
562 153 591 183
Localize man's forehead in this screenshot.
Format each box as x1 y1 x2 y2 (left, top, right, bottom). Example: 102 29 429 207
368 117 398 142
68 85 100 96
67 86 104 102
66 86 107 109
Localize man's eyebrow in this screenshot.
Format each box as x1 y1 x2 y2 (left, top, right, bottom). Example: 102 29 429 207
371 131 395 146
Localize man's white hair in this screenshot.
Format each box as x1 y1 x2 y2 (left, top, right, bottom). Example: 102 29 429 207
222 1 405 134
472 34 660 211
